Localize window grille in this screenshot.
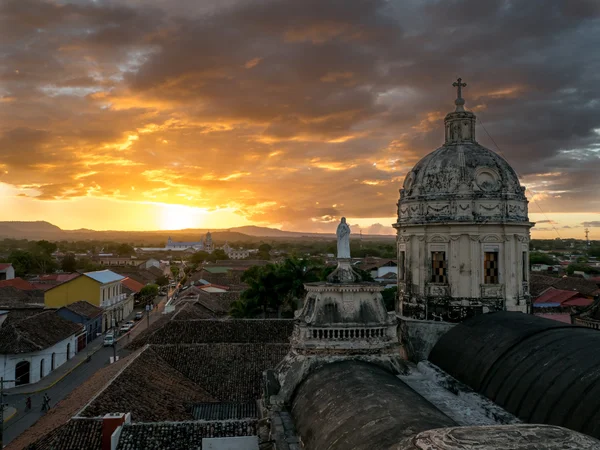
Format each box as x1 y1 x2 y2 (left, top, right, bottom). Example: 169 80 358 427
431 251 447 283
484 251 499 284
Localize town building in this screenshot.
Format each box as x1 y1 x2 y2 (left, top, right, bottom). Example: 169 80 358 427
223 243 251 259
165 232 213 251
394 80 533 328
0 310 83 388
44 270 134 331
0 263 15 281
57 300 103 344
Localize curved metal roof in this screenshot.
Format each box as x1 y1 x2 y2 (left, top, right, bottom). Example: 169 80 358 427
429 311 600 439
291 360 456 449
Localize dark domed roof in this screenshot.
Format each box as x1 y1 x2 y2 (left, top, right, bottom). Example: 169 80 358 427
429 312 600 440
402 142 524 199
396 81 529 226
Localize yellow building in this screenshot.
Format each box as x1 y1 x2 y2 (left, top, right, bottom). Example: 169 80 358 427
45 270 133 332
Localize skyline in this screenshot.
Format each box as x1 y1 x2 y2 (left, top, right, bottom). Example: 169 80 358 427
2 0 600 239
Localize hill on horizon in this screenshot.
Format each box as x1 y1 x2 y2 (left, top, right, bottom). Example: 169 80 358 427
0 221 395 242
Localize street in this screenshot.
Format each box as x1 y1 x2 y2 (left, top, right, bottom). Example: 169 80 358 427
1 297 166 446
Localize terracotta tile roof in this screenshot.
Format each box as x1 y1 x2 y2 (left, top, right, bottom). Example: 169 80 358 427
62 301 103 319
116 420 258 450
26 418 102 450
81 347 215 421
0 286 45 309
142 319 293 345
3 308 45 325
121 277 145 294
534 288 581 305
534 313 574 324
0 277 36 290
0 310 82 354
172 302 217 320
153 343 289 402
191 402 257 420
0 263 12 270
125 313 173 351
530 273 600 298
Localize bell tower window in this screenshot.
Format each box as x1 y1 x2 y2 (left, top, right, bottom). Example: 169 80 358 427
484 251 499 284
431 251 447 284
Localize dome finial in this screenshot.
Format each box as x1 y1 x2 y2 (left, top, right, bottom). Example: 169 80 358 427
452 77 467 112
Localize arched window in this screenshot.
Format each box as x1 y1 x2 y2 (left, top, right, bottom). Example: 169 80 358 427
15 361 30 386
67 343 71 360
51 352 56 371
40 359 45 379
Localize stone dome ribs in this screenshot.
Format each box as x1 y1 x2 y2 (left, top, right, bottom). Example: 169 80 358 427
429 311 600 440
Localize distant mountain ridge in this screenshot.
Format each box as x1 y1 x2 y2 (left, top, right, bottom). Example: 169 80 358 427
0 221 394 242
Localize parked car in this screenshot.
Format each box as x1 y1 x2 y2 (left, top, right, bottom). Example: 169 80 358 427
119 322 134 332
134 311 143 321
103 334 115 347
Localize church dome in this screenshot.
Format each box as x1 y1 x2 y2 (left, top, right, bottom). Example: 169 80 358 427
397 79 528 225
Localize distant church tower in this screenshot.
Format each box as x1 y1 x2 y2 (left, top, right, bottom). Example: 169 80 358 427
205 231 213 253
394 79 533 323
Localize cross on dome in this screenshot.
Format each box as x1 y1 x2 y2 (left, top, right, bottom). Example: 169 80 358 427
452 77 467 111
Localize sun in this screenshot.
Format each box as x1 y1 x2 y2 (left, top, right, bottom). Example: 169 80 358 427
159 203 208 230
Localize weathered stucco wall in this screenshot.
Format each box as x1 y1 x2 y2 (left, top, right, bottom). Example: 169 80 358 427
399 316 455 362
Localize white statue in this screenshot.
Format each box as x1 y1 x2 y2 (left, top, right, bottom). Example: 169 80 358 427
336 217 351 259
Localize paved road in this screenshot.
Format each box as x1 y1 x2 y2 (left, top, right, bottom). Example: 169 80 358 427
2 301 166 446
2 345 131 445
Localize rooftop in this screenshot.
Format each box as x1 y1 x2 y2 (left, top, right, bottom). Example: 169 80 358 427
0 277 37 291
26 418 102 450
61 301 103 319
81 347 215 421
0 310 83 354
84 270 125 284
121 277 145 294
116 420 258 450
138 319 293 345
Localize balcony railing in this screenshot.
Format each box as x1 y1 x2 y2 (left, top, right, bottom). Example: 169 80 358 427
101 293 128 309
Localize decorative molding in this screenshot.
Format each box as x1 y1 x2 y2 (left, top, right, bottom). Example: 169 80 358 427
481 234 501 243
481 284 504 298
428 234 449 243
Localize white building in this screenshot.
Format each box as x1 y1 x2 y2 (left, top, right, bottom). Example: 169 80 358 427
222 243 250 260
165 232 213 252
0 310 84 388
0 263 15 281
394 79 533 323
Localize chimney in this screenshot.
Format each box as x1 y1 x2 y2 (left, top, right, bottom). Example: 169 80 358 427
102 413 129 450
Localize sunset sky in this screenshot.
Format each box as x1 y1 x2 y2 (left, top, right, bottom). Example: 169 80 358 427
1 0 600 238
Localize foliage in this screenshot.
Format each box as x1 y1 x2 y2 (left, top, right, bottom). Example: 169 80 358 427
188 251 210 264
566 263 600 275
170 266 180 278
529 252 557 266
381 287 397 312
155 275 170 287
61 253 78 272
232 257 328 318
140 284 159 300
8 250 35 277
207 249 229 262
258 243 272 253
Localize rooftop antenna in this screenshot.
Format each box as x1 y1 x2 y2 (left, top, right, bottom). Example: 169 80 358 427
585 228 590 247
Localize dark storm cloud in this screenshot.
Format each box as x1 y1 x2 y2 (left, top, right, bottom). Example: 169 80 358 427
1 0 600 229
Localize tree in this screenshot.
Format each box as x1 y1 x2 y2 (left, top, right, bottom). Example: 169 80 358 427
567 263 600 275
61 253 77 272
34 240 57 255
189 251 210 264
258 243 272 253
8 250 35 277
155 275 169 287
529 252 556 266
116 243 135 256
140 284 159 301
170 266 180 278
229 298 261 318
381 287 397 312
206 249 228 262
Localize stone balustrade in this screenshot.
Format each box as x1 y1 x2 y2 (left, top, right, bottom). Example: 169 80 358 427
306 327 389 341
574 317 600 330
